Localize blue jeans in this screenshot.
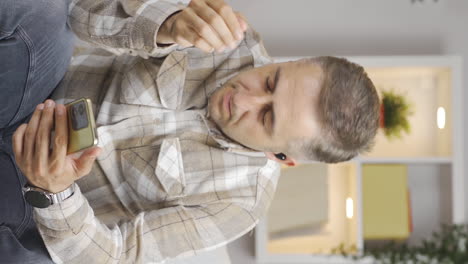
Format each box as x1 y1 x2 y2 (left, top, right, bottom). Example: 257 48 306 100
0 0 75 262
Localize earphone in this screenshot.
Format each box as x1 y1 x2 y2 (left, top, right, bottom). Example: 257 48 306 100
274 153 286 161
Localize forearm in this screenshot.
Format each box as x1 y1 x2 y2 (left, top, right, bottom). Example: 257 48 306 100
34 186 121 263
34 189 259 263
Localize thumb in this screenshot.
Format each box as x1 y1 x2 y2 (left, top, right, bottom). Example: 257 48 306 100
75 147 102 177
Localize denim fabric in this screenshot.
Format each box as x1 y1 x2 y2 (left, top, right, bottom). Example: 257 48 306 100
0 0 75 129
0 0 75 262
0 138 53 264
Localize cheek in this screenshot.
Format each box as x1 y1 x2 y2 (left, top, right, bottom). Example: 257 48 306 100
224 122 266 146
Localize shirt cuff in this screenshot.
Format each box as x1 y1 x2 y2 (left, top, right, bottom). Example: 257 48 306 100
130 0 186 55
34 184 89 234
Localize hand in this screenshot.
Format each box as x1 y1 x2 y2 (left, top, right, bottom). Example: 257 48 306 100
12 99 101 193
157 0 248 53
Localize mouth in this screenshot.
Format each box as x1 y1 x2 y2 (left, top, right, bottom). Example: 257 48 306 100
222 89 233 121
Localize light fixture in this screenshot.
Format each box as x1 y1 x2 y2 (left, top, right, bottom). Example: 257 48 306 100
346 198 354 219
437 107 446 129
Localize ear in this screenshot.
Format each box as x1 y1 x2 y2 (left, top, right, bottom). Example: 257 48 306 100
264 152 296 167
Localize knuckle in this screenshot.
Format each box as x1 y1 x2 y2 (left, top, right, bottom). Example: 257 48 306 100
200 25 211 36
207 13 220 24
218 4 232 15
182 8 194 18
36 127 44 138
54 134 66 147
194 38 205 47
36 129 47 143
188 0 200 7
25 128 35 139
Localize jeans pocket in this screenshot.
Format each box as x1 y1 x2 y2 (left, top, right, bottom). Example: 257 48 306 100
0 225 36 263
0 148 30 237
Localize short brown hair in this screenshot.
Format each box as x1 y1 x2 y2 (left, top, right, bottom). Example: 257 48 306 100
298 56 380 163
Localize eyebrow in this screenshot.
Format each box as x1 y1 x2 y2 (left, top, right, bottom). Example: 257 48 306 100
270 67 282 135
272 66 281 94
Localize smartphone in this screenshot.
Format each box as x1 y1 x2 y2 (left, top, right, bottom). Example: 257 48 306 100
65 98 98 154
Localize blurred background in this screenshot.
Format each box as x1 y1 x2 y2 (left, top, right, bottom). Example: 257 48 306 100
169 0 467 263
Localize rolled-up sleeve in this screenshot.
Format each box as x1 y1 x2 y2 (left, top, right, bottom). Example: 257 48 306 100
68 0 186 57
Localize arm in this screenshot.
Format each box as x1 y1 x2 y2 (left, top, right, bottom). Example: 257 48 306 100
68 0 185 58
68 0 248 57
33 189 258 263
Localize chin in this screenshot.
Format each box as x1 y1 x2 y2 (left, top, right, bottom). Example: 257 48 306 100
207 84 228 124
207 88 220 116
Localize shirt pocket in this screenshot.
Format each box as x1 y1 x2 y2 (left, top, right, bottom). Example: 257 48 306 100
119 52 187 110
154 138 186 196
120 138 186 204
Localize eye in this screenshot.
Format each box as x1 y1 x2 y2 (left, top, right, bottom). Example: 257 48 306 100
262 107 271 127
265 76 272 93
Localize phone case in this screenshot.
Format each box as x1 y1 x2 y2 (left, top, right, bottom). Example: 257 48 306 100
65 98 98 154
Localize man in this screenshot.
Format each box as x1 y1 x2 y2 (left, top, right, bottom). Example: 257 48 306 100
1 0 380 263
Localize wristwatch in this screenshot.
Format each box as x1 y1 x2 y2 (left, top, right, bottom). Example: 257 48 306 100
23 183 76 208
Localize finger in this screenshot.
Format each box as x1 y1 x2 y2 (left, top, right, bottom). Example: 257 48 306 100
50 104 68 170
12 123 28 161
185 8 225 51
193 37 215 53
35 100 55 166
193 2 236 49
181 33 214 53
74 146 101 178
208 1 243 42
175 35 194 49
23 104 45 162
235 12 248 32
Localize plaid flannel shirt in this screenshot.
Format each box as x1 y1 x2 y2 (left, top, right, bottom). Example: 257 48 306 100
33 0 280 263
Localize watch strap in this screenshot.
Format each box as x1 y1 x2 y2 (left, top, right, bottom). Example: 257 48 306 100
49 183 76 204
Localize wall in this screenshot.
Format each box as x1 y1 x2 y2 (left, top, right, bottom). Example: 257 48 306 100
406 164 452 246
224 0 467 263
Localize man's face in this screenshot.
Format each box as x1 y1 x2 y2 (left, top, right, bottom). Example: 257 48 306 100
208 60 324 159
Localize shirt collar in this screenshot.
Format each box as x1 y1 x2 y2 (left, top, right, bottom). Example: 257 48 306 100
195 110 267 158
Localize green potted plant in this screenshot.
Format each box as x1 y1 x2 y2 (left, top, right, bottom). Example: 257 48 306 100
380 90 413 140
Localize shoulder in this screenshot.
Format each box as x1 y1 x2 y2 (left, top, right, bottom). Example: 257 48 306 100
188 147 281 217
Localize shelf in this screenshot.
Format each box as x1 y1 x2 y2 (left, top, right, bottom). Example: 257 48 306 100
355 157 452 165
255 55 464 264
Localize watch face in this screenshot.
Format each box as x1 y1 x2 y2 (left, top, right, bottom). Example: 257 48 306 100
24 190 52 208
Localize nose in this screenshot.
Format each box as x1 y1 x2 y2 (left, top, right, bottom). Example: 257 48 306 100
233 90 271 114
